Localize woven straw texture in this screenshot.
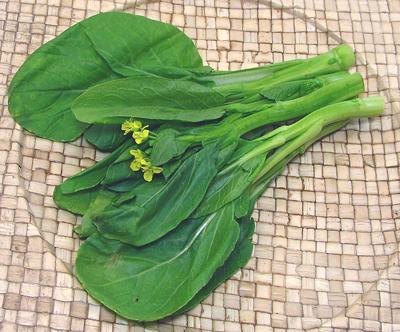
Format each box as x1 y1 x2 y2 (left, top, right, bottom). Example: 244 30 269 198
1 0 399 331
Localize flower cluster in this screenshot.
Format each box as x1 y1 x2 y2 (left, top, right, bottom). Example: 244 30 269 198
121 119 162 182
121 119 150 144
129 149 162 182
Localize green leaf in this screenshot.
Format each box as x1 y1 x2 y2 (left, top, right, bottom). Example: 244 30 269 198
55 140 131 195
53 140 131 215
8 12 204 141
74 189 117 238
161 147 199 179
260 78 323 101
79 13 203 78
150 129 191 166
102 147 138 185
175 216 254 315
112 178 166 207
76 203 239 321
72 76 226 125
105 178 140 193
94 144 219 246
53 185 100 216
84 124 127 151
193 153 265 218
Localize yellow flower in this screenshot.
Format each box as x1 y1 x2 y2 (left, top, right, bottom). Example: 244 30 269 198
132 128 149 144
130 149 144 159
130 160 142 171
142 164 163 182
129 149 151 172
121 119 142 135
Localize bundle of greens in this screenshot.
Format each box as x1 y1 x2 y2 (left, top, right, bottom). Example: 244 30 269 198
8 12 384 322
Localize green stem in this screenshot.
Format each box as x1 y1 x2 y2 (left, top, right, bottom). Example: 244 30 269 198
249 120 350 201
234 72 364 135
181 73 364 144
215 44 356 99
196 59 303 86
255 96 384 180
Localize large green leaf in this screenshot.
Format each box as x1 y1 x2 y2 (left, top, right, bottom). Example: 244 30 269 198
72 76 226 125
175 216 254 315
94 144 219 246
9 12 204 141
76 203 239 321
102 147 138 185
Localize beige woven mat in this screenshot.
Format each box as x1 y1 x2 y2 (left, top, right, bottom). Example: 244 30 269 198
1 0 400 331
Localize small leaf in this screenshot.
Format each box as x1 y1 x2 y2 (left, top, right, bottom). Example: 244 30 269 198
150 129 191 166
260 78 323 101
84 124 126 151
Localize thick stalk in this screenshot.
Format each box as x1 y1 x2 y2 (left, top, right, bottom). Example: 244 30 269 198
255 96 384 180
215 44 356 99
180 73 363 144
249 120 349 200
196 59 303 86
234 72 364 135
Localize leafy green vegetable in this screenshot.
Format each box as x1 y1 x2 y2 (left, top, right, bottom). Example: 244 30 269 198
215 44 356 100
149 129 192 167
259 71 349 101
76 203 240 321
10 24 385 324
53 186 100 216
8 12 205 141
102 147 139 185
55 140 131 196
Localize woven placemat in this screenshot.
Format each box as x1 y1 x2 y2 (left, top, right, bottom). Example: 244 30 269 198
1 0 399 331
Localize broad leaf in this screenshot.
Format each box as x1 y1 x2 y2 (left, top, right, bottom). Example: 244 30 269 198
105 178 141 193
102 147 138 185
72 76 226 125
9 12 204 141
175 216 254 315
94 144 219 246
76 203 239 321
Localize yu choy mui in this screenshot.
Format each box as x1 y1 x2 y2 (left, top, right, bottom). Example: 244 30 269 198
8 12 385 322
